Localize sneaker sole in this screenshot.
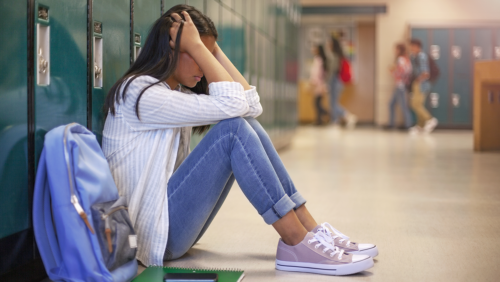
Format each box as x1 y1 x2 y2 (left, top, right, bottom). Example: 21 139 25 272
346 246 379 258
275 257 374 276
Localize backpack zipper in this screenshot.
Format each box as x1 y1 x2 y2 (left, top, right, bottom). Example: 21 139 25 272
63 123 95 234
101 206 128 253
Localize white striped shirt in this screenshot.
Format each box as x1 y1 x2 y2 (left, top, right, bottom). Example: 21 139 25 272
102 75 262 266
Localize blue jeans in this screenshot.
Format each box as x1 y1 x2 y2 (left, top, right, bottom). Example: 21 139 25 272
389 85 413 128
329 76 345 123
164 117 306 260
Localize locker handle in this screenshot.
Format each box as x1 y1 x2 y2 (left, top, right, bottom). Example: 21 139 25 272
38 48 48 74
36 23 50 85
94 63 102 79
488 91 494 103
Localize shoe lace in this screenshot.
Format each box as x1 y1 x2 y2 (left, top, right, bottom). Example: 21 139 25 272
317 222 351 247
307 232 345 260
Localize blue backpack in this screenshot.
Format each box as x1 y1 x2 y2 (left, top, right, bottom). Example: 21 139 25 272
33 123 138 281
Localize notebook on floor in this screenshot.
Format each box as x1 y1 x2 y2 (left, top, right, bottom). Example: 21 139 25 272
132 266 245 282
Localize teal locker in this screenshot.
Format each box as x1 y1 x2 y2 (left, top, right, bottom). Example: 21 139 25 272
427 29 450 123
34 0 88 159
411 29 429 50
187 0 204 12
0 0 28 241
133 0 163 63
219 6 234 63
206 0 219 33
450 29 472 125
0 0 30 274
164 0 186 11
92 0 130 143
473 28 493 60
233 15 245 73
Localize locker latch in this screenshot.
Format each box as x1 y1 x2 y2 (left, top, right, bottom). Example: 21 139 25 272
38 6 49 20
94 22 102 34
430 93 439 108
452 93 460 107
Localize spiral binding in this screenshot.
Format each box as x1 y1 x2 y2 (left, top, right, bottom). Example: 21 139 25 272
150 266 243 272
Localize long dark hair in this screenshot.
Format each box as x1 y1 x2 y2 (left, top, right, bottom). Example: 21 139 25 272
396 43 407 58
104 4 218 134
316 45 328 73
330 37 345 60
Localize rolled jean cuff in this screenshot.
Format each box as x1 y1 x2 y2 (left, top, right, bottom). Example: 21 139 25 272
290 192 307 209
261 195 296 225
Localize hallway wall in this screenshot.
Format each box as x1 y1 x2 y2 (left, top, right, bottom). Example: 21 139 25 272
301 0 500 125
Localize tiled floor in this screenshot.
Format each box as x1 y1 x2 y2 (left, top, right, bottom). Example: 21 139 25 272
139 126 500 281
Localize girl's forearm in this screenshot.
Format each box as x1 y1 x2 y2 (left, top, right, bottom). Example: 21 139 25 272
189 42 234 84
213 44 251 90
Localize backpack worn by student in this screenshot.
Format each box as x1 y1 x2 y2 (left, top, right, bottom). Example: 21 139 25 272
407 52 440 91
427 54 440 82
339 57 352 83
33 123 138 282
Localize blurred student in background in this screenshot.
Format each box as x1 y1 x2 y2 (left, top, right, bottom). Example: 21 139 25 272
409 39 438 134
328 36 357 128
387 43 413 130
309 45 329 125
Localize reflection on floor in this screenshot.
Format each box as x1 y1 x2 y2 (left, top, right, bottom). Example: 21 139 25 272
139 126 500 281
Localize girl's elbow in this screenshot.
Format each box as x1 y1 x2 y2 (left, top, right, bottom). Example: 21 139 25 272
254 105 263 117
234 102 249 117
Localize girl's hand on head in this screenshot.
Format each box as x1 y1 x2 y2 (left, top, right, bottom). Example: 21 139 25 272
169 11 204 54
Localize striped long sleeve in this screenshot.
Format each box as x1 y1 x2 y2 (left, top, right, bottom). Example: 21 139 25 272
102 75 262 266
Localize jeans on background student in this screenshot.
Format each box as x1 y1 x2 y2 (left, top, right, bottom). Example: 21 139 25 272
164 117 307 260
388 85 413 128
329 76 345 123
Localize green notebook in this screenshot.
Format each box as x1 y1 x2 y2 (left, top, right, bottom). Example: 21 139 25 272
132 266 245 282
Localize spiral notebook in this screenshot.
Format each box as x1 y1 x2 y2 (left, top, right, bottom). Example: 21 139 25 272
132 266 245 282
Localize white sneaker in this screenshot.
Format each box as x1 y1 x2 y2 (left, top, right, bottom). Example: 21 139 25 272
345 113 357 129
408 126 422 135
276 232 374 276
423 118 438 133
313 222 379 258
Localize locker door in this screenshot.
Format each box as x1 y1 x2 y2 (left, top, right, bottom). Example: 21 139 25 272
164 0 186 12
0 0 30 274
92 0 130 143
206 0 219 35
187 0 204 12
427 29 450 124
33 0 88 159
233 14 245 73
473 28 493 61
450 29 472 125
133 0 162 63
219 5 233 63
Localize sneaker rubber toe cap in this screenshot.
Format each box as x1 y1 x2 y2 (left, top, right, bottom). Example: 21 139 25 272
352 254 371 262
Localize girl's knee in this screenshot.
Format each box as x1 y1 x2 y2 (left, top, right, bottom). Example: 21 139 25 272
217 117 253 134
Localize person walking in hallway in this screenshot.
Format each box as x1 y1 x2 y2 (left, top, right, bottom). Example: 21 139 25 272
409 39 438 134
309 45 329 125
387 43 413 130
328 36 357 128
